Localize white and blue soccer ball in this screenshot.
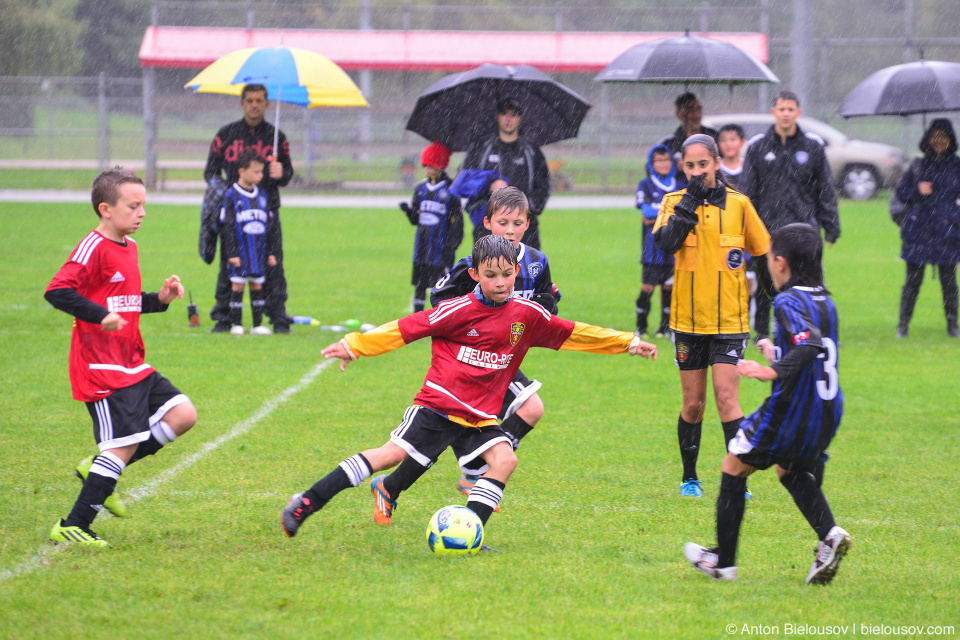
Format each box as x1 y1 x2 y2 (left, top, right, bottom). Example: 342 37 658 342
426 505 484 557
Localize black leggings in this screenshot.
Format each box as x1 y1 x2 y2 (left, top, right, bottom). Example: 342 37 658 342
899 262 959 330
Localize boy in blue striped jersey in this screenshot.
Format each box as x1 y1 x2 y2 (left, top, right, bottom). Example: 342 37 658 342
400 141 464 312
685 223 851 585
635 143 681 337
222 149 278 336
431 186 560 497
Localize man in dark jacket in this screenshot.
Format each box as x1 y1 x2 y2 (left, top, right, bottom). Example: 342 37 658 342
659 92 719 162
459 98 551 249
740 91 840 341
205 84 295 333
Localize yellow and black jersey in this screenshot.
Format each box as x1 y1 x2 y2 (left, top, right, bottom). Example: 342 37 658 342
654 187 770 335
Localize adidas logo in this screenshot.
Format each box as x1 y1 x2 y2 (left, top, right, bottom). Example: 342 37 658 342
467 329 479 337
109 271 125 283
764 151 776 162
727 349 738 357
91 504 104 513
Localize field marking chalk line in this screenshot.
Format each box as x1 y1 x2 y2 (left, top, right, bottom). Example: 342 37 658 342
0 359 335 584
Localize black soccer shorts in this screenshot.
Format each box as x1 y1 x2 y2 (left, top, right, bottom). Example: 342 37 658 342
728 428 825 474
390 405 512 475
641 263 674 287
85 371 189 451
672 332 749 370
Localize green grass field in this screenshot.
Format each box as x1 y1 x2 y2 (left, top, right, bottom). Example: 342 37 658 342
1 198 958 639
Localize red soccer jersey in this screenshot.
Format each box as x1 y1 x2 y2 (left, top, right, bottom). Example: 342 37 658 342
46 231 153 401
398 294 575 423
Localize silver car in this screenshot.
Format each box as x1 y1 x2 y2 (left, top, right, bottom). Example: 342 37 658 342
702 113 905 200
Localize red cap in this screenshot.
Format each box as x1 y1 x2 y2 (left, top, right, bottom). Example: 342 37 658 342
421 141 451 170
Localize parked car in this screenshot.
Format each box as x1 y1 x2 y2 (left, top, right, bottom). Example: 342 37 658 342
702 113 905 200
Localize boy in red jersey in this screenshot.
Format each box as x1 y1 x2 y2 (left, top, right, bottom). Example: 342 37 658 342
45 168 198 546
281 234 656 541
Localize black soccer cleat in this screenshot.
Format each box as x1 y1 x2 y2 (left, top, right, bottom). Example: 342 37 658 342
280 493 314 538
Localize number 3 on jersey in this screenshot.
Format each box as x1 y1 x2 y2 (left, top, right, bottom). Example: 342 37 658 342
816 337 839 401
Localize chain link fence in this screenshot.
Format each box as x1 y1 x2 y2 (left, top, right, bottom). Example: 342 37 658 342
3 1 960 192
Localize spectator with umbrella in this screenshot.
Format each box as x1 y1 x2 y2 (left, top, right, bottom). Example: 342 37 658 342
460 97 551 249
894 118 960 339
405 63 590 251
659 92 720 161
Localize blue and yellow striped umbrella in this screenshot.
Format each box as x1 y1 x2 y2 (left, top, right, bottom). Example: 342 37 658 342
185 46 368 108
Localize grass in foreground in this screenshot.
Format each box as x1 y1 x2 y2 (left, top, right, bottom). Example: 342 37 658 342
0 199 957 639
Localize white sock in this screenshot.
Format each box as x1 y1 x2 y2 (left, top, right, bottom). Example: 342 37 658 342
150 420 178 445
339 454 372 487
90 451 126 480
468 478 504 511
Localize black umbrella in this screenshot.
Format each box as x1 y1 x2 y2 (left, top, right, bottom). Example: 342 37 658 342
594 33 779 85
837 60 960 118
405 63 591 151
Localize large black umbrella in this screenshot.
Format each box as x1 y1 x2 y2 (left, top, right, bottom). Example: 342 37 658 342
837 60 960 118
594 33 779 85
405 63 591 151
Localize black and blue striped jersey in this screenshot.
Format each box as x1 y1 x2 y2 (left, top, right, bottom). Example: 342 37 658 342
407 176 463 270
430 243 561 313
220 183 275 278
740 285 843 461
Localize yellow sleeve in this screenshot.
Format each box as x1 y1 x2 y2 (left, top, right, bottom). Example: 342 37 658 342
742 197 771 257
652 192 679 234
342 320 406 357
559 322 634 354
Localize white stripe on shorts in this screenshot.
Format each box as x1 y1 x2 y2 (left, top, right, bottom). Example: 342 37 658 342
389 406 434 467
502 379 542 421
94 399 112 444
148 394 190 427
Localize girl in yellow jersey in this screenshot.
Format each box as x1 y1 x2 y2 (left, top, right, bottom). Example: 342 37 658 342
654 134 773 497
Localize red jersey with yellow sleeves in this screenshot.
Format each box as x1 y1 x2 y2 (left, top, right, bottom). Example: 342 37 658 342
341 295 635 427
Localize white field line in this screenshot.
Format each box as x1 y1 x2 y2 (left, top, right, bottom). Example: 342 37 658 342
0 359 335 584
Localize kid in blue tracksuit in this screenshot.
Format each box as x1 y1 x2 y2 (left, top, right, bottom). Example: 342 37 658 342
635 143 684 336
400 142 464 312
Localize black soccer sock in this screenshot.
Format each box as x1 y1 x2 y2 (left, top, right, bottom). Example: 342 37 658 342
755 290 771 337
635 290 652 333
500 414 534 450
302 453 373 510
250 288 265 327
229 289 244 326
780 471 836 540
716 472 747 568
129 436 164 464
678 415 702 481
721 418 742 448
413 283 427 313
658 288 671 334
812 462 825 488
382 456 430 498
467 478 505 525
64 453 123 529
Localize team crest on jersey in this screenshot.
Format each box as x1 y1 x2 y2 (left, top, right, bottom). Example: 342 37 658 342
795 150 809 164
676 342 690 363
509 322 525 346
726 248 745 270
527 262 543 279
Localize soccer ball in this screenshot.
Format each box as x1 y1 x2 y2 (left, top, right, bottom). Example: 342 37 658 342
426 505 484 557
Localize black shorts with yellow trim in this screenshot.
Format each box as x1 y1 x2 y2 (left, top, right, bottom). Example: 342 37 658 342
390 405 512 476
672 331 749 370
